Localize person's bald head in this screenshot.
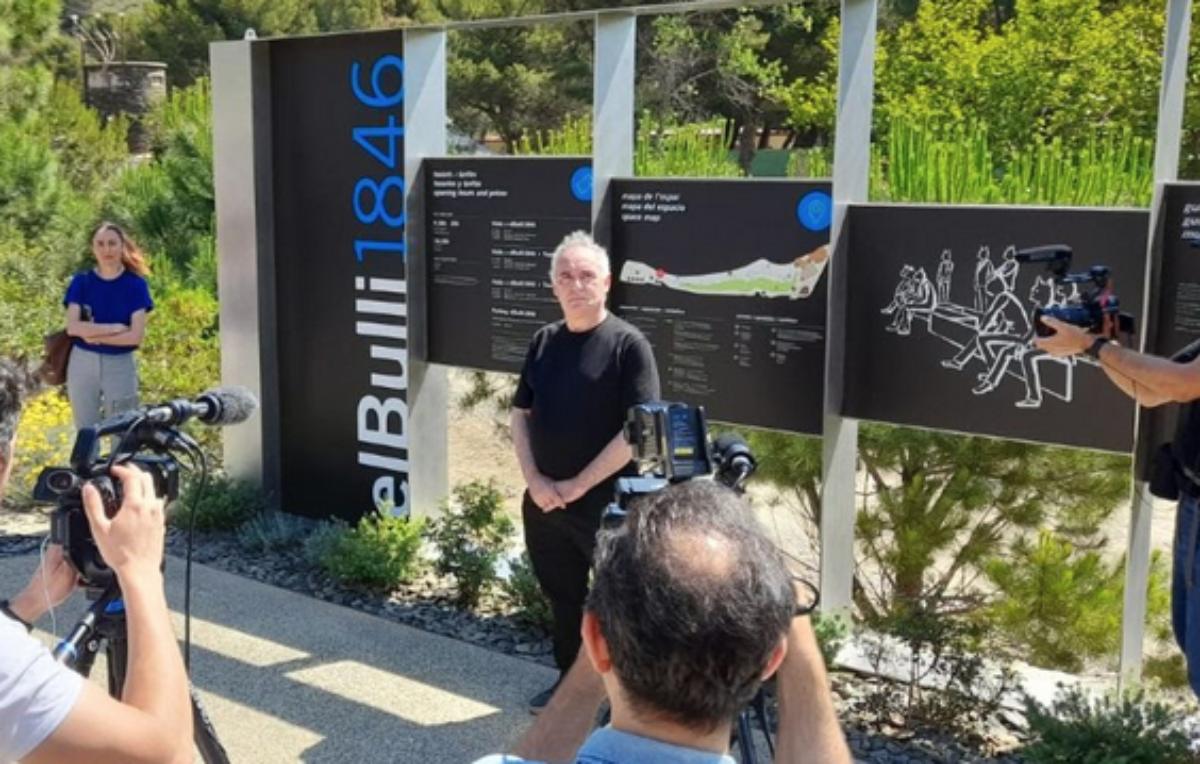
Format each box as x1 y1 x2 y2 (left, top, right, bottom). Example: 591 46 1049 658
586 480 795 732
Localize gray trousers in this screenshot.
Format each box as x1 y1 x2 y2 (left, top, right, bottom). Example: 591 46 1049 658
66 346 139 429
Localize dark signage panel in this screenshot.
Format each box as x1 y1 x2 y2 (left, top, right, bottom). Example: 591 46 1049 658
609 179 833 434
1138 183 1200 471
842 205 1148 453
271 32 411 521
425 157 593 372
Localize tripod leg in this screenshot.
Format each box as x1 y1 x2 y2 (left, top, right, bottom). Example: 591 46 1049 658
191 685 230 764
736 710 760 763
71 641 99 679
105 632 129 700
751 690 775 758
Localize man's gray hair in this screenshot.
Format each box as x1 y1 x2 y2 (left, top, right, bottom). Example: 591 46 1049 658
549 231 610 278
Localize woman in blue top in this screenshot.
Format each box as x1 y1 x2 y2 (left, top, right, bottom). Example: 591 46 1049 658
63 222 154 429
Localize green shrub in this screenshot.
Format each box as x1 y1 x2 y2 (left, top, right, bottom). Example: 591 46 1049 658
1143 653 1190 691
426 480 514 608
1022 686 1193 763
860 602 1016 735
237 510 310 552
171 474 265 532
303 519 349 566
320 512 425 589
502 551 553 633
812 611 851 669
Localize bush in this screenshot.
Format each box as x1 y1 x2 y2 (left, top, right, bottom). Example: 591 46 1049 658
319 512 425 589
137 286 221 457
1022 686 1194 763
502 551 553 633
426 480 514 608
303 519 348 566
860 602 1016 736
171 473 265 532
1143 652 1190 691
812 611 851 669
7 389 74 509
237 510 311 552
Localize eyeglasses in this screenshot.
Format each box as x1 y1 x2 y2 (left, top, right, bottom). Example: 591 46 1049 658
554 271 601 287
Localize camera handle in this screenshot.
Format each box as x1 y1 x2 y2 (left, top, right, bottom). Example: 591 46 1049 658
51 585 230 763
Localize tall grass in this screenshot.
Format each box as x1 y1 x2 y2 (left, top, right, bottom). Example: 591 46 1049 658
515 113 742 178
791 118 1154 207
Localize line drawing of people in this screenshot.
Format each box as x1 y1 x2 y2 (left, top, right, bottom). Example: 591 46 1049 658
881 265 915 320
881 244 1092 409
936 249 953 303
1010 275 1088 408
940 265 1029 377
996 245 1018 293
973 246 994 313
970 275 1055 401
882 266 936 335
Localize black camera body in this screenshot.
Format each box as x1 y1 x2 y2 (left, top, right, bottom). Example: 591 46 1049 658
34 421 179 589
624 402 713 481
1015 245 1135 339
606 402 755 525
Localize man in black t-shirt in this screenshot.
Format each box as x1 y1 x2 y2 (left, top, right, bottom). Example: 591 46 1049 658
1037 318 1200 701
511 231 660 712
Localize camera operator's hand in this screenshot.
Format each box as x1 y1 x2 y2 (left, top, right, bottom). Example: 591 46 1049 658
28 464 192 764
81 464 165 582
528 473 567 512
1033 316 1093 357
774 614 852 763
9 545 78 624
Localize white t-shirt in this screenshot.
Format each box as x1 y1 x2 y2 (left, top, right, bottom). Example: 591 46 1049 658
0 612 83 762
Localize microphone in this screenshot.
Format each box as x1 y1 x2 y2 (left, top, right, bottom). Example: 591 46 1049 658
142 386 259 427
712 433 756 491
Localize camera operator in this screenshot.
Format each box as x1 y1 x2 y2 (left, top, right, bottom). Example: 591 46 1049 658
0 358 192 763
1036 317 1200 700
476 480 851 763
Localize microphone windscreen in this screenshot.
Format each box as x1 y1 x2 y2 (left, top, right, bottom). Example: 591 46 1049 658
201 386 259 425
713 432 748 451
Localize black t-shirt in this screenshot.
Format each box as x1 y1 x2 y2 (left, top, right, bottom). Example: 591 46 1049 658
513 314 660 509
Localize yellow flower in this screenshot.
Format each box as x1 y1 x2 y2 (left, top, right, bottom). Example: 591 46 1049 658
10 391 76 501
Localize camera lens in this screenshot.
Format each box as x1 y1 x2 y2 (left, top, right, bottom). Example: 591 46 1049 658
46 470 77 493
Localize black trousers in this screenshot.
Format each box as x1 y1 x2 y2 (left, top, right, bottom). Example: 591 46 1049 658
522 491 605 672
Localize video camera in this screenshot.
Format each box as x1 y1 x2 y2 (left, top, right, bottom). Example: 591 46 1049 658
32 387 257 589
1014 245 1135 339
604 402 756 526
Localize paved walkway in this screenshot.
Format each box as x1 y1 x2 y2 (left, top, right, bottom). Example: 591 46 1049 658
0 553 556 763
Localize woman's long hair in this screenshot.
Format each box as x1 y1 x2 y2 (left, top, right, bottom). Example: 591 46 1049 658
91 221 151 277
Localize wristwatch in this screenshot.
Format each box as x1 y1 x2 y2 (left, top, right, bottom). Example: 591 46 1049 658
1085 337 1112 361
0 599 32 632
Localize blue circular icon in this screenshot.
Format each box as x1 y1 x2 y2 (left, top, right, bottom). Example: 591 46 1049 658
570 166 593 203
796 190 832 231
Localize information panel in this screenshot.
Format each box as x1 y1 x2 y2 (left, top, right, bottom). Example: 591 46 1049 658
271 31 411 521
1138 183 1200 471
425 157 593 372
842 205 1147 453
609 179 833 434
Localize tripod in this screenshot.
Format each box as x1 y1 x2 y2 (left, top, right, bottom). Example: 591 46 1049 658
53 585 230 764
731 687 775 763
